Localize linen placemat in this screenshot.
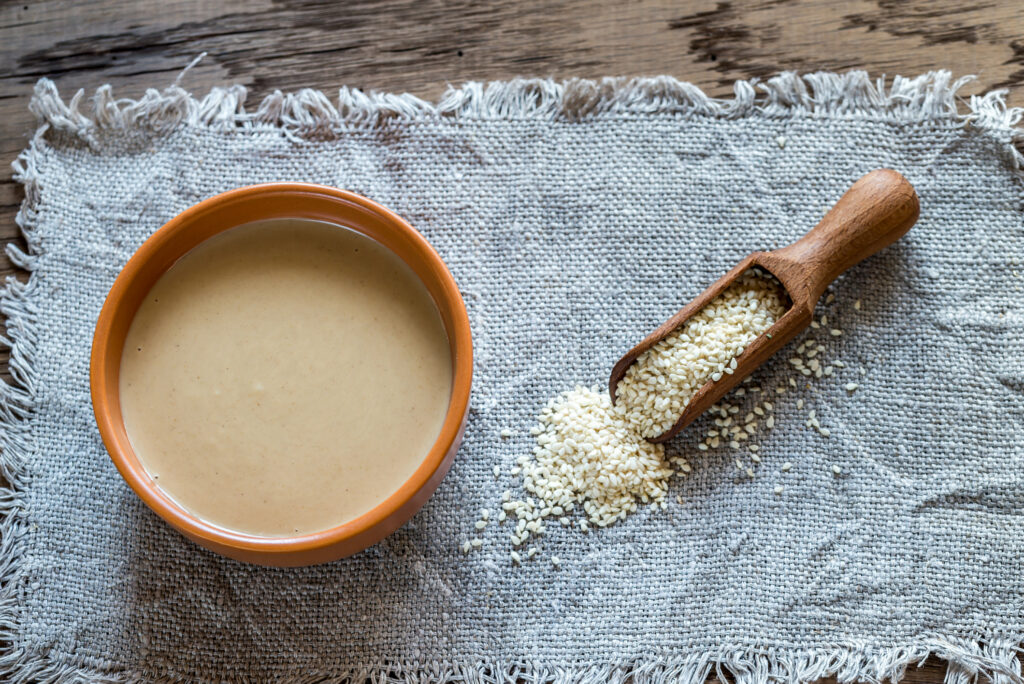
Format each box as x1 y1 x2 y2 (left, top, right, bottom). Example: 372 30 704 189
2 70 1023 683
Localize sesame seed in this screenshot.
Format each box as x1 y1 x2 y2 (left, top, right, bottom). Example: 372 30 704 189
797 399 804 410
511 551 521 564
461 541 471 554
502 271 793 553
551 556 561 567
854 299 861 311
493 465 501 478
830 329 843 337
616 270 786 438
832 465 842 475
845 382 858 392
746 467 755 478
475 520 487 530
781 462 792 472
471 538 482 548
509 385 673 537
774 485 784 495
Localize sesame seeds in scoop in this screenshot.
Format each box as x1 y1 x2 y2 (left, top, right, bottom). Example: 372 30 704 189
615 270 788 439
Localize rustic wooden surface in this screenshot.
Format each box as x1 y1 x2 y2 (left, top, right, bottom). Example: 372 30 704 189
2 1 1023 681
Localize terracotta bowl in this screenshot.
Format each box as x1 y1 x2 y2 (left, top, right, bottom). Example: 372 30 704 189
90 184 473 567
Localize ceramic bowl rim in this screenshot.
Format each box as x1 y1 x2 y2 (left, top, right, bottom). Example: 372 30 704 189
90 183 473 559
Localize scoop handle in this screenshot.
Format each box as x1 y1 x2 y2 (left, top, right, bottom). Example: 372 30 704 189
767 169 919 306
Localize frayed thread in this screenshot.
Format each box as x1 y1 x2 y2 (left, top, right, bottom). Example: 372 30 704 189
965 88 1024 175
7 643 1019 684
27 68 1024 177
27 69 998 144
0 105 46 684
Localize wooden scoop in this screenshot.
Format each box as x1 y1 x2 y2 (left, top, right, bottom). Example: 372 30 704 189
609 169 919 444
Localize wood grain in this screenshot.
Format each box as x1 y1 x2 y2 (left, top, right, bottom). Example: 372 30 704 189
1 1 1022 681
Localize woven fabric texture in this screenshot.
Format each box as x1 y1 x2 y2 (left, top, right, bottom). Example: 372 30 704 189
1 70 1023 683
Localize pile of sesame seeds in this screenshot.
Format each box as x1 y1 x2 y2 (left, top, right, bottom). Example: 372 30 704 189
473 384 675 563
615 269 789 439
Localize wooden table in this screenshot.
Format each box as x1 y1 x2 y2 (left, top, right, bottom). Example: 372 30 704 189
1 2 1021 682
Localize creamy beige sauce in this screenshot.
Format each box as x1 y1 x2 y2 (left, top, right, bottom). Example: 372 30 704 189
120 219 452 537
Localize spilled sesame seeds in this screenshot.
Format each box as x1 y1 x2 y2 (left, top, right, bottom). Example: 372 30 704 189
471 292 868 559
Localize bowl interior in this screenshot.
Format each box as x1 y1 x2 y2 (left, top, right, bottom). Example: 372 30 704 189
91 184 472 559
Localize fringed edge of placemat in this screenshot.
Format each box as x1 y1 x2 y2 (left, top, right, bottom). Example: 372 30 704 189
2 67 1023 684
16 62 1022 159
